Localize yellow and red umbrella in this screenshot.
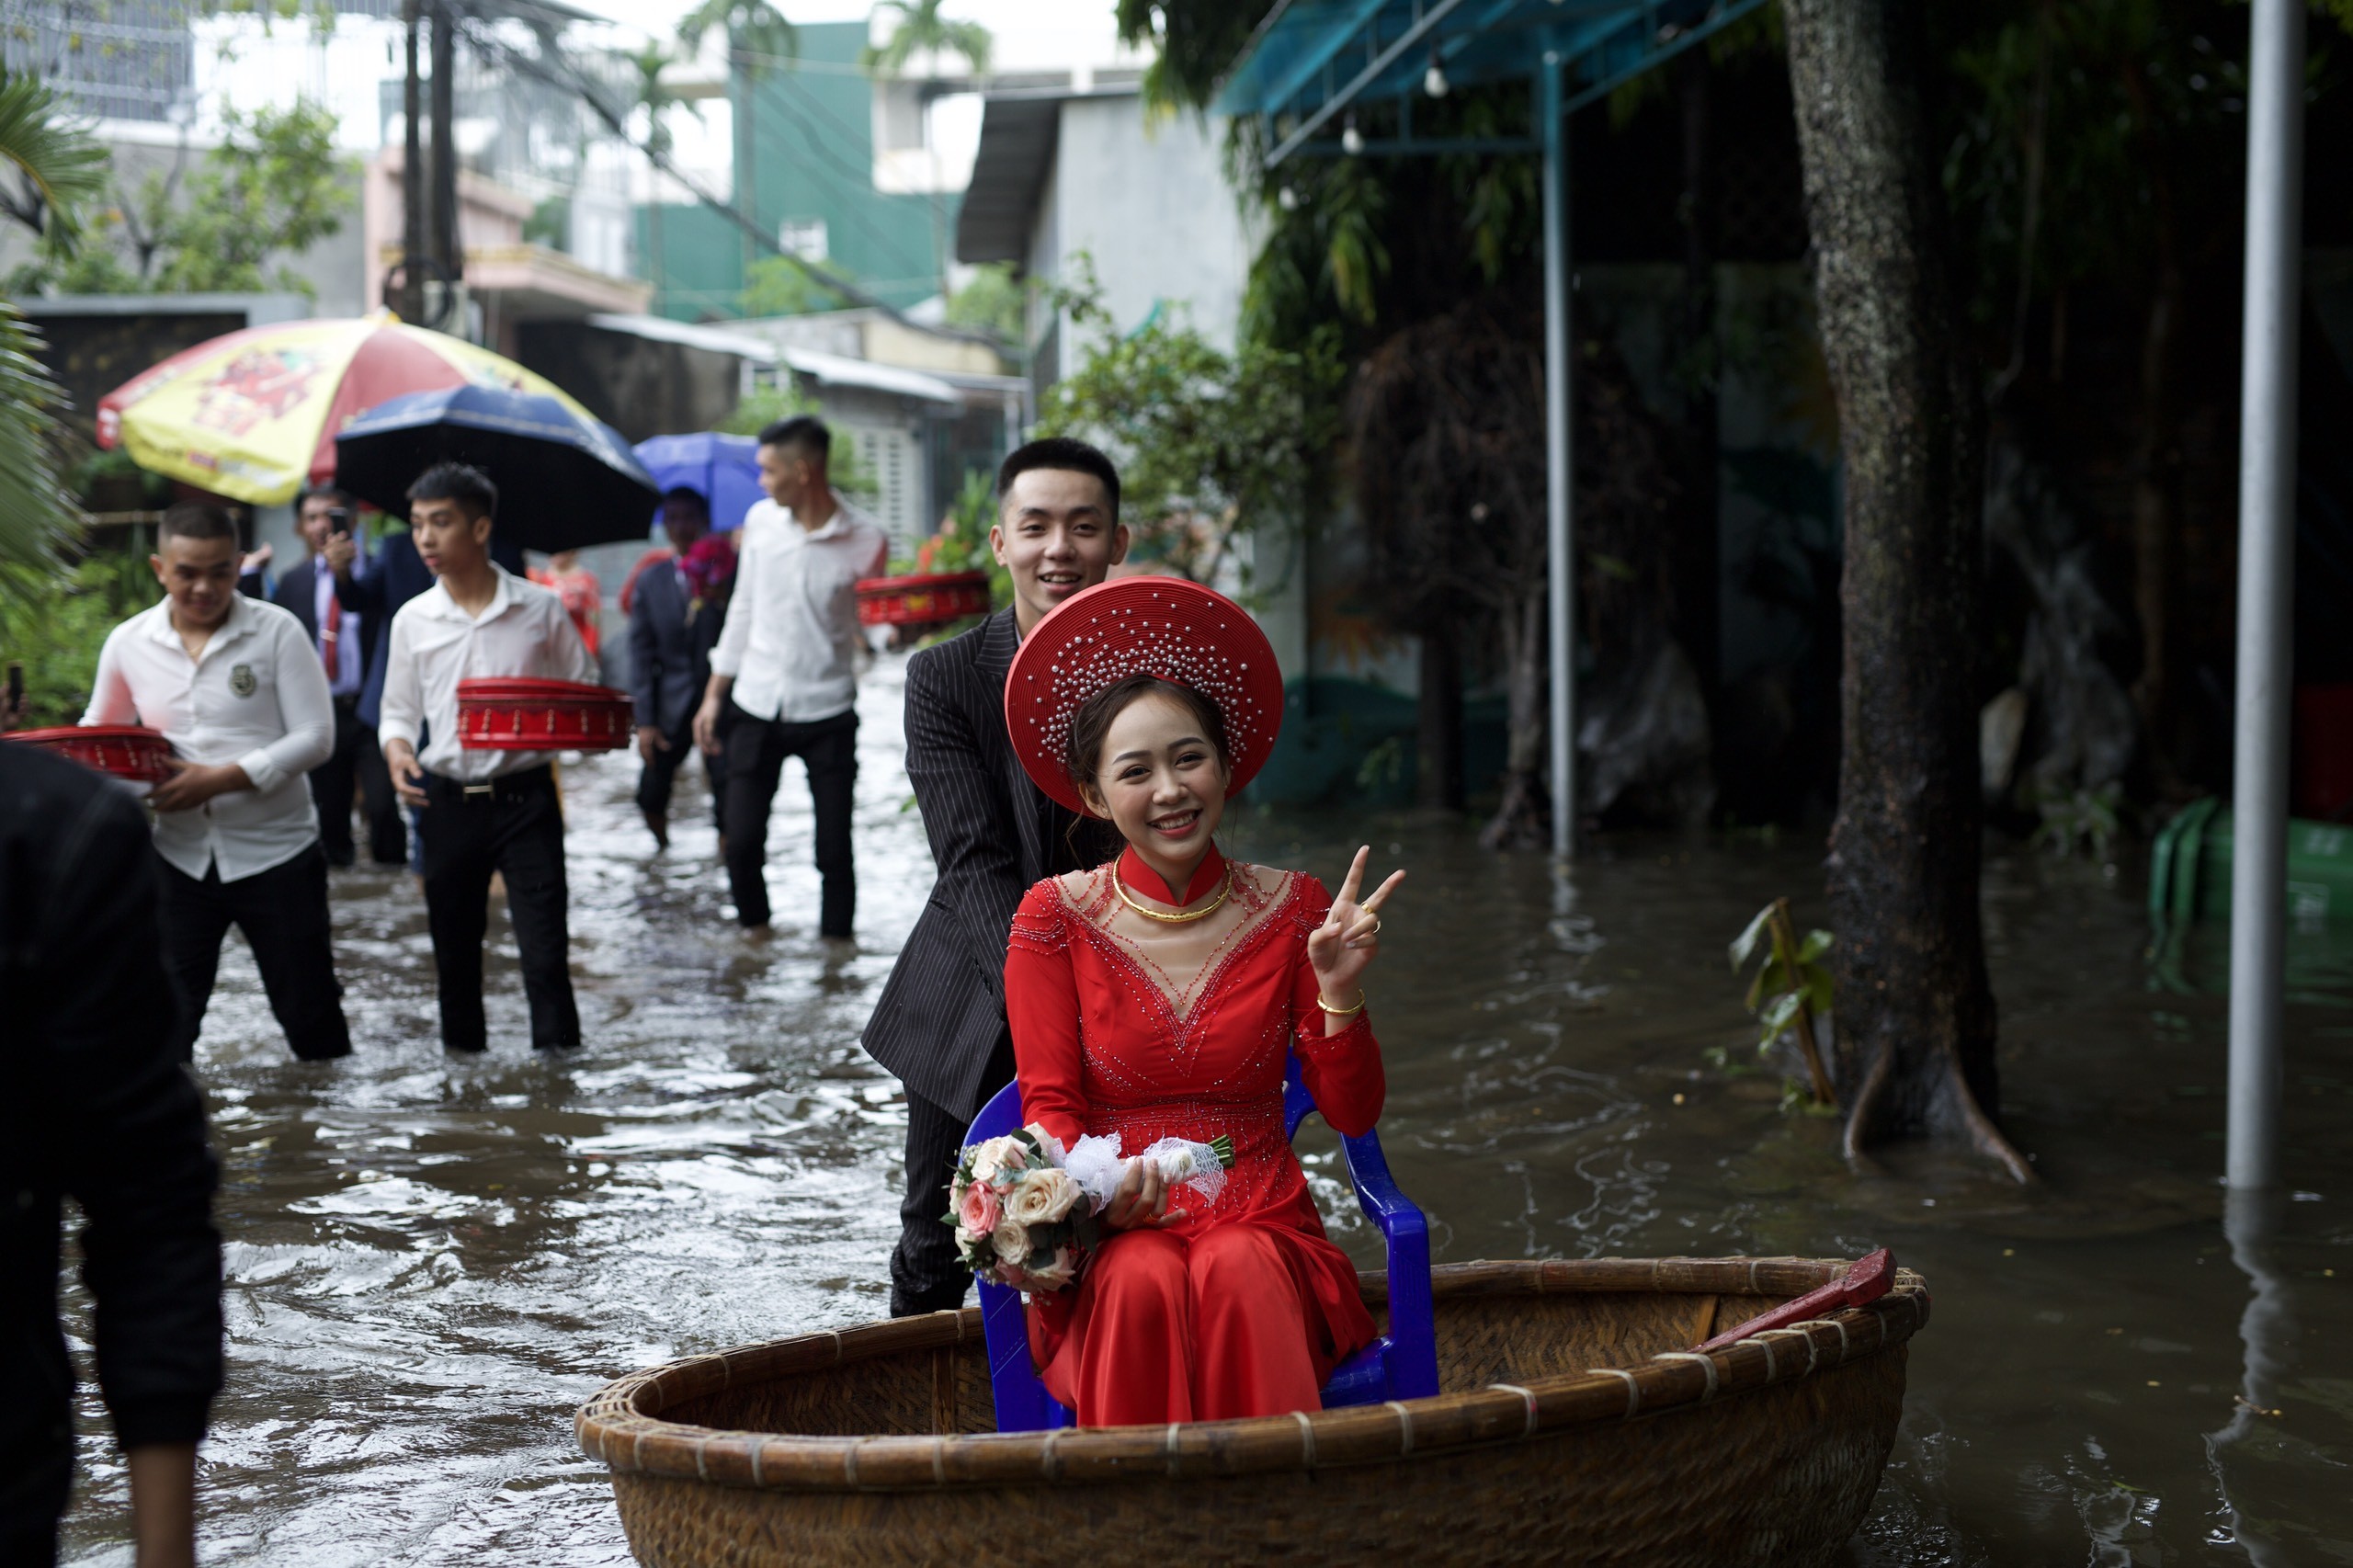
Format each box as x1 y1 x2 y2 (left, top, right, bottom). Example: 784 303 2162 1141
95 311 595 507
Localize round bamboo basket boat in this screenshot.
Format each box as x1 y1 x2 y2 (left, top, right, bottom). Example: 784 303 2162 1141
578 1256 1929 1567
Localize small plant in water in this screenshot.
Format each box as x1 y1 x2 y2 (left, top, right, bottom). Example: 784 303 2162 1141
1728 898 1838 1108
2029 781 2126 860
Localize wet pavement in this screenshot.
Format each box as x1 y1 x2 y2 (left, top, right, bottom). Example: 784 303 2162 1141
56 651 2353 1565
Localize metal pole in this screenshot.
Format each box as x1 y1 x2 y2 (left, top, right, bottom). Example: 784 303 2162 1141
1541 53 1575 857
429 0 459 293
2227 0 2304 1192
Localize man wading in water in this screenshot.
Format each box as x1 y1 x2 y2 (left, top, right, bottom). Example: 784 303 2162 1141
861 437 1131 1316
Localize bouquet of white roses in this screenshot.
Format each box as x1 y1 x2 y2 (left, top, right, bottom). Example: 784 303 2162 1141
946 1124 1235 1293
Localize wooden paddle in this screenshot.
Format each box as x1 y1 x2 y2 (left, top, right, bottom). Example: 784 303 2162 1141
1693 1247 1895 1354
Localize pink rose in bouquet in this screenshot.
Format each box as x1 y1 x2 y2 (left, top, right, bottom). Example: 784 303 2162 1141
942 1122 1102 1294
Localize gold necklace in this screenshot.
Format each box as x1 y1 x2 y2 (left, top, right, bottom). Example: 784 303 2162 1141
1113 862 1232 924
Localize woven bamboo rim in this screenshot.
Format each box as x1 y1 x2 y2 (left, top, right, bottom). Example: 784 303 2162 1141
576 1256 1929 1494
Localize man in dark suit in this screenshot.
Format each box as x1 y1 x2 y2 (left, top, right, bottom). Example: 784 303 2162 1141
2 740 223 1565
275 486 404 866
862 437 1130 1317
629 487 732 850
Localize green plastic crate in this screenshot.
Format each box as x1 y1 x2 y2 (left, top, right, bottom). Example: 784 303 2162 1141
2148 798 2353 925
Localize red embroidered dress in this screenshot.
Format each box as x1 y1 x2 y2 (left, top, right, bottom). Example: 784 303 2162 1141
1004 845 1384 1426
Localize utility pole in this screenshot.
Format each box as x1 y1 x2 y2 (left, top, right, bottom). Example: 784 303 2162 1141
398 0 425 321
430 0 460 328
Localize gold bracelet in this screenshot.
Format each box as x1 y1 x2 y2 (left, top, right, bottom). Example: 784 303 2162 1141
1316 990 1367 1017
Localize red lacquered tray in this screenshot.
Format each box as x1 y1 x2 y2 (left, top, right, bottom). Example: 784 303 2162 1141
456 678 633 751
3 724 176 783
855 571 991 627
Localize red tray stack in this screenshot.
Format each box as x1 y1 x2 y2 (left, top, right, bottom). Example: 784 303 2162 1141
456 678 634 751
3 724 176 783
855 572 991 628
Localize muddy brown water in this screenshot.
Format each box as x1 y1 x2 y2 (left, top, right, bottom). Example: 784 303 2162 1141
55 653 2353 1565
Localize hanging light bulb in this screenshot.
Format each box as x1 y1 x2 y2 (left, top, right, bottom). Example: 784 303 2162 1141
1424 51 1449 98
1341 114 1365 156
1277 185 1299 211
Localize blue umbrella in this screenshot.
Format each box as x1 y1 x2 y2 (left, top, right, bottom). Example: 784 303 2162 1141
333 385 660 553
633 432 765 535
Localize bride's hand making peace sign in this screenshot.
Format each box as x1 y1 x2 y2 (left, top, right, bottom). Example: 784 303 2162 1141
1306 846 1404 1023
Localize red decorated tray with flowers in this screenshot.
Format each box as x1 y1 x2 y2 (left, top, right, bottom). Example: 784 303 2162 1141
855 571 991 628
456 678 633 751
3 724 176 783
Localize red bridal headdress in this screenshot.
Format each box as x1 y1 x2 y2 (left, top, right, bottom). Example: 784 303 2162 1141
1004 576 1285 815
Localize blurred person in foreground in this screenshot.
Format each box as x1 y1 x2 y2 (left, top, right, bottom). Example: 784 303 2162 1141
83 501 350 1062
628 486 734 850
692 417 886 939
0 740 224 1567
274 486 404 867
861 437 1130 1316
379 463 597 1053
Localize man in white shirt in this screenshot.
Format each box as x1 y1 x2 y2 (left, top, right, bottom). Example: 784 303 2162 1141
273 486 405 867
83 501 348 1062
691 416 887 938
379 463 599 1054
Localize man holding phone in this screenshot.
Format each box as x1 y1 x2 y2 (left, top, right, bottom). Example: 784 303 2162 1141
276 487 404 867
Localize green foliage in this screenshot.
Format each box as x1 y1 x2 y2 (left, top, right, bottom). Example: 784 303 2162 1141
1032 258 1345 585
740 254 856 316
524 195 571 250
2029 781 2126 859
1728 902 1835 1055
863 0 992 78
0 69 111 251
944 262 1024 344
713 381 877 502
0 546 155 726
6 99 351 298
676 0 798 74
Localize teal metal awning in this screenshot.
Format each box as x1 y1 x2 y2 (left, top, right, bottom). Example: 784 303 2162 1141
1218 0 1768 165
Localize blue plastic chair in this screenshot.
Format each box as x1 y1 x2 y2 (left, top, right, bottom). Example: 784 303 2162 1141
966 1056 1439 1431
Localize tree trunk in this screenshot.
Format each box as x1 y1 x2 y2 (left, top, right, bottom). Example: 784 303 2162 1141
1416 620 1466 812
1481 585 1550 850
1780 0 2031 1181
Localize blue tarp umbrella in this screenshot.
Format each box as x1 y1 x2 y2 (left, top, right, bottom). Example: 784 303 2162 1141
332 385 660 553
632 432 765 535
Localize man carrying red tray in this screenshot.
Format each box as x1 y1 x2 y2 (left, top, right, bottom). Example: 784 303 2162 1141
378 463 598 1054
83 500 350 1062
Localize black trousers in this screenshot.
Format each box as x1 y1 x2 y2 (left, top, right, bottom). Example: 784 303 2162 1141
722 704 857 935
635 711 723 831
418 767 578 1052
888 1035 1014 1317
309 697 405 866
160 845 350 1062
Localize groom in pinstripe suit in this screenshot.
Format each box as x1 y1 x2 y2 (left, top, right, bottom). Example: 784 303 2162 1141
865 438 1130 1316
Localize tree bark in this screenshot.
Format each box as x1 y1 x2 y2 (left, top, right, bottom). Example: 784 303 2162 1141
1780 0 2031 1181
1416 620 1466 812
1481 585 1551 850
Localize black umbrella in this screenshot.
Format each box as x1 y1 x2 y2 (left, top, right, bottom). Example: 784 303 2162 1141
332 385 661 552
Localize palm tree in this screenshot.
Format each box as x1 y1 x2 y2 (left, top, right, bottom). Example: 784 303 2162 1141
626 42 700 315
0 71 107 609
863 1 991 296
863 0 991 78
676 0 796 278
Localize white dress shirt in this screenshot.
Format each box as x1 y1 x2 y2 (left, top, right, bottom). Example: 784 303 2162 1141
708 493 888 723
84 593 335 881
378 564 599 780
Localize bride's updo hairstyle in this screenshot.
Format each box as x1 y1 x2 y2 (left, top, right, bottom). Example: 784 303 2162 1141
1063 674 1231 806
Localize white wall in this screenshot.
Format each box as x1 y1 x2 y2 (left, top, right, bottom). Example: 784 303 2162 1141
1039 95 1255 347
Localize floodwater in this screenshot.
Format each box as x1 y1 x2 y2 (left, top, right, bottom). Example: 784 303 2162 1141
56 652 2353 1565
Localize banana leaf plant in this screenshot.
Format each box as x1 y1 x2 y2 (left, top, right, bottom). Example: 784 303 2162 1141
1728 898 1837 1106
